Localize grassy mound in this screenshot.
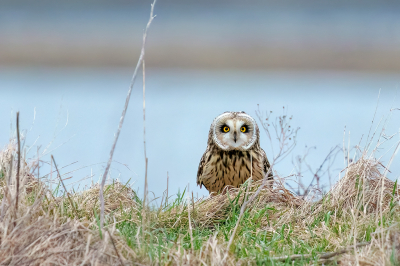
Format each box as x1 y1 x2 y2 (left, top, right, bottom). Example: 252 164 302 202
0 141 399 265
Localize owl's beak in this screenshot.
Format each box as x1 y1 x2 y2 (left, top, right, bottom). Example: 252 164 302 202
233 131 237 142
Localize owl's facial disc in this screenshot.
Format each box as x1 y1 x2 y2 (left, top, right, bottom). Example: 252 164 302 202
212 112 258 151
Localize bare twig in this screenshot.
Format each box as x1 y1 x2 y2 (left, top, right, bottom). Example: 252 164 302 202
51 155 78 217
270 242 370 262
15 112 21 221
166 171 169 207
141 158 148 239
157 191 165 215
191 191 195 221
188 196 194 253
37 146 40 180
99 0 157 229
351 209 360 265
225 164 274 254
366 89 381 152
225 110 298 256
142 59 147 161
107 229 124 266
303 145 341 195
141 57 149 240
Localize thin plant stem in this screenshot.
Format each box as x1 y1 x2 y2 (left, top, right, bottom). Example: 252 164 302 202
14 112 21 226
51 155 78 217
271 242 370 262
99 0 157 230
107 229 124 266
166 172 169 207
351 209 359 265
224 110 297 259
141 56 149 241
188 196 194 253
191 191 195 221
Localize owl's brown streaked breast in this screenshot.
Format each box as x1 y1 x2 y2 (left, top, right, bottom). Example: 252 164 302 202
199 148 265 193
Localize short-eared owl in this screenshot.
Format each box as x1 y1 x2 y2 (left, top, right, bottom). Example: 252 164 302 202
197 111 272 194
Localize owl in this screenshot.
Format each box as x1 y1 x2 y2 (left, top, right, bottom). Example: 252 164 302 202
197 111 272 194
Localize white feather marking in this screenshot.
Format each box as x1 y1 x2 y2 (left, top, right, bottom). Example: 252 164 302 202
212 112 257 151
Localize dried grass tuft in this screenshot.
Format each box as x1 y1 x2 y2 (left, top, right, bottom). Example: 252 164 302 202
340 226 400 265
71 182 139 223
315 157 396 215
0 145 141 265
0 215 136 265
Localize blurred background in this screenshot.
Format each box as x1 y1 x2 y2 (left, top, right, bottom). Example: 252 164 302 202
1 0 400 198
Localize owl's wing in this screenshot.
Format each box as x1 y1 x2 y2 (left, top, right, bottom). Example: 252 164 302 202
261 148 273 180
197 148 210 188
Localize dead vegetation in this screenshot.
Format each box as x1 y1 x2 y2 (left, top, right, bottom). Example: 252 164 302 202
0 143 140 265
0 137 399 265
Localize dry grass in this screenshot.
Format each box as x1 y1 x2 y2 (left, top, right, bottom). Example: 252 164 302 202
0 143 140 265
0 138 399 265
70 182 139 224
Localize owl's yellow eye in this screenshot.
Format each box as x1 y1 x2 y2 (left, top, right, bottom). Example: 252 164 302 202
223 126 230 133
240 126 247 133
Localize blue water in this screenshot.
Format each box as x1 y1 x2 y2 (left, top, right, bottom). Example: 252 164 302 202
0 67 399 199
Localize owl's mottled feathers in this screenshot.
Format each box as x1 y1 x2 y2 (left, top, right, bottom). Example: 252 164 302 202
197 111 272 194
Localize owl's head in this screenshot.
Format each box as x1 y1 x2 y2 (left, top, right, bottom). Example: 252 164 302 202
210 111 259 151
